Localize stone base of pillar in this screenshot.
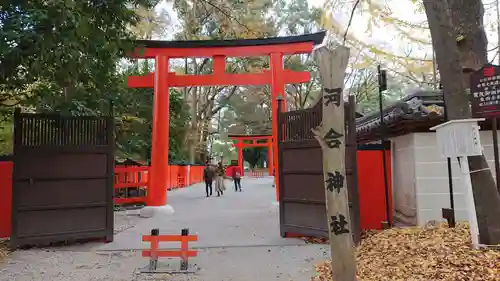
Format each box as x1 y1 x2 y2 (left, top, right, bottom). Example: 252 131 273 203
270 201 279 211
139 204 175 218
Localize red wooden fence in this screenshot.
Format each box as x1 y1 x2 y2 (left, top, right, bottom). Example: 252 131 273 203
0 163 205 238
0 149 392 238
0 161 12 238
247 171 265 178
114 165 206 205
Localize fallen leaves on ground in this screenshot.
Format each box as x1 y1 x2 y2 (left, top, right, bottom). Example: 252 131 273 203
312 222 500 281
301 230 380 245
302 236 329 244
0 240 11 260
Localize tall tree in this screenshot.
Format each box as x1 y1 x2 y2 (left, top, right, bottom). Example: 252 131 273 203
129 6 170 40
223 86 272 135
242 148 266 169
1 0 159 112
275 0 323 110
113 63 190 162
0 0 195 163
423 0 500 244
172 0 276 163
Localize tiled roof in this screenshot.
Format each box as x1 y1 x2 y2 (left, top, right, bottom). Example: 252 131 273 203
355 90 445 142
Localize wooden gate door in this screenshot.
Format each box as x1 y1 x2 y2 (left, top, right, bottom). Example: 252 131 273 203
277 99 358 239
11 109 115 247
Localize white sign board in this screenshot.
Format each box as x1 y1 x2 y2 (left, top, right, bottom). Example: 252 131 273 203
430 119 485 158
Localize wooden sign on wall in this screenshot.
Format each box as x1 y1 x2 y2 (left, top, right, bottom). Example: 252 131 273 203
470 64 500 118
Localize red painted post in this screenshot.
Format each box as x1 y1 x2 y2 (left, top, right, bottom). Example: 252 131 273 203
0 161 12 238
148 55 170 206
267 138 273 176
270 52 284 202
237 139 244 176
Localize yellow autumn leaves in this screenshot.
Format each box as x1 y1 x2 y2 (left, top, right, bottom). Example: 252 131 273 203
318 0 434 75
313 222 500 281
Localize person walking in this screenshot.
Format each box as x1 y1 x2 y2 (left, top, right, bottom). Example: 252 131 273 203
272 167 276 187
203 162 215 197
214 162 226 196
232 164 242 192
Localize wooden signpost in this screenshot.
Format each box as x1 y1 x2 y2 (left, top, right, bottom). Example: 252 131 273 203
313 46 357 281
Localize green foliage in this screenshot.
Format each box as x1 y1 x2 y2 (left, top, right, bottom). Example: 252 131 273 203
173 0 276 40
1 1 159 114
111 62 190 162
211 141 237 165
217 0 324 140
242 148 266 169
0 1 193 162
274 0 322 35
1 0 158 87
0 117 12 155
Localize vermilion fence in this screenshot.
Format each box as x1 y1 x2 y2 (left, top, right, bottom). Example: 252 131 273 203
114 166 149 205
247 171 265 178
0 152 391 239
113 165 206 205
0 163 205 238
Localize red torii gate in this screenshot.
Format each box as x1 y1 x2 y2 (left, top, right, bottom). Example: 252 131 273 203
127 32 325 207
228 134 273 176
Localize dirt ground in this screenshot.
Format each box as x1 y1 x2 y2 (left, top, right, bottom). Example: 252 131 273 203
0 180 328 281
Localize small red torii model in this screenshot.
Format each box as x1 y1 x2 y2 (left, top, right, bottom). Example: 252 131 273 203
127 32 325 206
228 134 273 177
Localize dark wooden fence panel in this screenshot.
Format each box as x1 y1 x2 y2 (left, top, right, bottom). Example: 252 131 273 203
278 98 358 238
11 109 114 247
280 140 327 237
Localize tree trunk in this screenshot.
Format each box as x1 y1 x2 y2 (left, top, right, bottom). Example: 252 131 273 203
197 117 210 162
423 0 500 244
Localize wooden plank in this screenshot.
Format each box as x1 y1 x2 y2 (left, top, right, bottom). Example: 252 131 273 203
347 95 361 245
312 46 357 281
128 70 310 88
114 197 147 205
114 182 148 188
129 41 315 58
142 250 198 258
143 235 198 242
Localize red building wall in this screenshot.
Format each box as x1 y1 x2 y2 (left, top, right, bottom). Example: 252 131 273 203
357 144 393 230
0 161 12 238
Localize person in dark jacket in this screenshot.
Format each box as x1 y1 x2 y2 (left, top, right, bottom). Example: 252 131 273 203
203 162 215 197
232 165 242 192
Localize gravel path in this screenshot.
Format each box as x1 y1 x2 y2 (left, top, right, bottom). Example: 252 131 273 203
0 180 329 281
114 211 144 234
0 244 328 281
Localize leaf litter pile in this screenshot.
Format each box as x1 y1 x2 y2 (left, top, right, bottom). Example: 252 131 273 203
312 222 500 281
0 240 10 261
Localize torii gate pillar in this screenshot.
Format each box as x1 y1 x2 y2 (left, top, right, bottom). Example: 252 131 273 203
140 56 174 217
271 53 286 201
237 139 244 175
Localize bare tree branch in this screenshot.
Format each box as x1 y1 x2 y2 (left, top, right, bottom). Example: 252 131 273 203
197 0 255 35
343 0 361 45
